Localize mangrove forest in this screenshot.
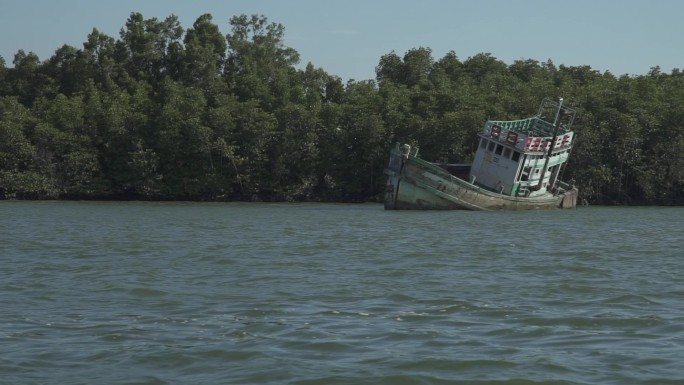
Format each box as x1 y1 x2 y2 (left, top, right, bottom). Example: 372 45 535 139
1 13 682 205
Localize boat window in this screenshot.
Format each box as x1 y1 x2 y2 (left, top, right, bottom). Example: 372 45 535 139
480 139 487 149
495 144 503 155
503 148 512 158
487 141 496 152
521 167 531 181
512 151 521 162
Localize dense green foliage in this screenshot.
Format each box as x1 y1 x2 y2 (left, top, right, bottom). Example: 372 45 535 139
1 13 682 204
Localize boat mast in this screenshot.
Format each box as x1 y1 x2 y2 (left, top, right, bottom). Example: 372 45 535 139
535 98 564 191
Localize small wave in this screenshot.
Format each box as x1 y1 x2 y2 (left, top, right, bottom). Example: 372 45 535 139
520 314 663 329
129 287 168 297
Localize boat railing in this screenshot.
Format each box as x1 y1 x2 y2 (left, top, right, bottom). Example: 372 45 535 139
485 117 560 137
556 180 575 192
484 118 575 152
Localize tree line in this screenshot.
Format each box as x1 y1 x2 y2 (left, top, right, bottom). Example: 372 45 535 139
0 13 682 205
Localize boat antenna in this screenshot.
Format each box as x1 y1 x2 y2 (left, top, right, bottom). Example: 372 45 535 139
534 98 563 191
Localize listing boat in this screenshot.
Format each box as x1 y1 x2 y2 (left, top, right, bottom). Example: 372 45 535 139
384 98 579 210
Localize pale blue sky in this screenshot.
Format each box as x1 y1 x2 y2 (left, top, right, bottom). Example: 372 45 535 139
1 0 681 81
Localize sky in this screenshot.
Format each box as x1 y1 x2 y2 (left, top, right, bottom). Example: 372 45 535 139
1 0 682 81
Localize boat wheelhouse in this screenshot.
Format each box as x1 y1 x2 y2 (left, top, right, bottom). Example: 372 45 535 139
471 98 576 199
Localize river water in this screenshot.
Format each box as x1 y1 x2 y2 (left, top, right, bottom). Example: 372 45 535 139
1 201 683 385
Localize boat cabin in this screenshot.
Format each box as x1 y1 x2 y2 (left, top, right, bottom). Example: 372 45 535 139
469 100 576 198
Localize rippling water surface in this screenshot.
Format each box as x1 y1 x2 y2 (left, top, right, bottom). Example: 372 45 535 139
1 201 683 385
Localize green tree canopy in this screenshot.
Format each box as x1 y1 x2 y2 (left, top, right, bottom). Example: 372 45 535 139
0 12 681 205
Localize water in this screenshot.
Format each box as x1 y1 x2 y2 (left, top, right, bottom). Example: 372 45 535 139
1 201 683 385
